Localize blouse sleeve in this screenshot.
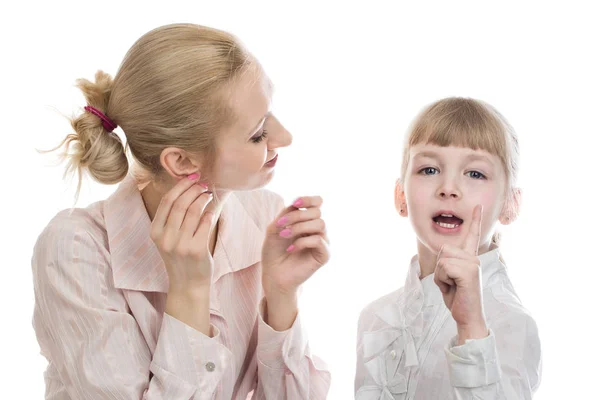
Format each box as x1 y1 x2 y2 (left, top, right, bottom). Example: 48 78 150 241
444 310 542 399
253 192 331 399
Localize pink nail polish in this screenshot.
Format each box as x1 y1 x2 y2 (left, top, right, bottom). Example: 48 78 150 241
286 244 295 252
293 198 303 208
280 228 292 238
187 173 199 180
198 182 209 189
277 216 288 226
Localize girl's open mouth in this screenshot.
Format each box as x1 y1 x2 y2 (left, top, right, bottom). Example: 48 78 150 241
432 212 464 231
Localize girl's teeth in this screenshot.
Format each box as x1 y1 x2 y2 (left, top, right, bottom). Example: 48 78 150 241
436 221 458 229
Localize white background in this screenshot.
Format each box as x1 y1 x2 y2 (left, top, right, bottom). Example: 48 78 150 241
1 0 598 398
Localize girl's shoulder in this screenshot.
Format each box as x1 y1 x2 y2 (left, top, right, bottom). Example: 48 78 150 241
357 287 406 332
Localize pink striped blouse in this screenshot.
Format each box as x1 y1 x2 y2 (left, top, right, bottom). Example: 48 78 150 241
31 173 331 399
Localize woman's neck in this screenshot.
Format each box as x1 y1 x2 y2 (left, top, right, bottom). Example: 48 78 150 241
140 181 231 256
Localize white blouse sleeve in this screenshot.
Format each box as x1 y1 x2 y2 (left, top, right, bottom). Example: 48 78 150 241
445 310 542 399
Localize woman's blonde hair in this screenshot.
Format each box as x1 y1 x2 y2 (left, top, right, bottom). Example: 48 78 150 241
43 23 258 201
399 97 520 246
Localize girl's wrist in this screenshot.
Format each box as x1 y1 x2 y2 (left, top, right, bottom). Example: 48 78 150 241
456 319 489 345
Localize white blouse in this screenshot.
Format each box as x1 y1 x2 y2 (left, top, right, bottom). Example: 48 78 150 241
355 247 542 399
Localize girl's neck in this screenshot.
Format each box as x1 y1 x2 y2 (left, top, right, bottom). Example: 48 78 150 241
416 240 493 279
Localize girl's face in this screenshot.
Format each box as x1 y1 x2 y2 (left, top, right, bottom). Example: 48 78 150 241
210 69 292 191
396 143 514 254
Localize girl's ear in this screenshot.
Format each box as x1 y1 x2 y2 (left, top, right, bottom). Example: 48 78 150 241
500 187 522 225
394 179 408 217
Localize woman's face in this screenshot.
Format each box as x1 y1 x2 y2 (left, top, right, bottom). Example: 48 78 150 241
209 68 292 191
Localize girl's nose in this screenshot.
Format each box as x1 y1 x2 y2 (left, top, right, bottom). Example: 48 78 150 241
436 182 461 199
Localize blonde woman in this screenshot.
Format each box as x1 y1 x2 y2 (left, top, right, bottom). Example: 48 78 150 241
355 98 542 399
32 24 330 399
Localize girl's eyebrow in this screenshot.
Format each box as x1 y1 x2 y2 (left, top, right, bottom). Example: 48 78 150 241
413 151 440 160
464 153 494 166
413 151 494 166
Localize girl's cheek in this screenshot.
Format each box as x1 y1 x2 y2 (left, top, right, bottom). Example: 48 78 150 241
478 187 498 207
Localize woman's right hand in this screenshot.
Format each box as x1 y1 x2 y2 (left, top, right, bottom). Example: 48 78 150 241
149 173 215 295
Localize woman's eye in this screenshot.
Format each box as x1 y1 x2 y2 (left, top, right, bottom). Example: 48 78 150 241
467 171 486 180
251 130 268 143
419 167 439 175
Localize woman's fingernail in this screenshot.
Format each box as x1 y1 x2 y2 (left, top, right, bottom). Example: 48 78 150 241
280 228 292 238
293 198 303 208
286 244 295 252
187 173 199 180
198 182 209 189
277 216 288 226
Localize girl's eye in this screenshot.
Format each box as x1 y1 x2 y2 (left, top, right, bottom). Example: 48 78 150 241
251 130 268 143
467 171 487 180
419 167 439 175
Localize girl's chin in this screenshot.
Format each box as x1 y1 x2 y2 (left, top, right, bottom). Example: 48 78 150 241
417 235 456 254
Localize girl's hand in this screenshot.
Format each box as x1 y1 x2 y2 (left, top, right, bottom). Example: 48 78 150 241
434 204 489 344
261 196 330 299
149 174 215 295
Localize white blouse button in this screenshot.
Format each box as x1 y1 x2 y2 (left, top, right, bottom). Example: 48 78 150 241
390 350 397 360
205 361 216 372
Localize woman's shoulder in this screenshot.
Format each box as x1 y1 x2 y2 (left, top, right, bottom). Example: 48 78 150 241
34 201 108 253
32 201 112 285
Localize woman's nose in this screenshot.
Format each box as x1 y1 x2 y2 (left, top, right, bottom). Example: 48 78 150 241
268 116 293 149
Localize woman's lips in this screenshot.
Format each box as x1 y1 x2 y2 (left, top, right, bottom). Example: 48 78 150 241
265 154 278 167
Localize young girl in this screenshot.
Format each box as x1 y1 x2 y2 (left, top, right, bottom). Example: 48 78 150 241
32 24 330 399
355 98 542 399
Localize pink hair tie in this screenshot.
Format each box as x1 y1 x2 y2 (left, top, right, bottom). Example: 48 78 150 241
84 106 118 132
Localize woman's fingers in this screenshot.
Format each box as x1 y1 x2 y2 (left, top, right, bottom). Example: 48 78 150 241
278 218 326 240
164 184 210 233
275 206 321 228
289 196 323 209
192 208 216 244
151 175 201 234
271 196 324 229
286 234 330 264
181 191 214 238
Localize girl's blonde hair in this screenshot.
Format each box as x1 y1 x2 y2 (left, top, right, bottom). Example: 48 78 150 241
399 97 520 246
44 23 258 201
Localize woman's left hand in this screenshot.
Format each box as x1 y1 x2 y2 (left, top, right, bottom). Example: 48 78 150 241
261 196 330 299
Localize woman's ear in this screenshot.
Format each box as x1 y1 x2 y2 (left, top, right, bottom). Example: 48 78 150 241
500 187 522 225
394 179 408 217
160 147 200 179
